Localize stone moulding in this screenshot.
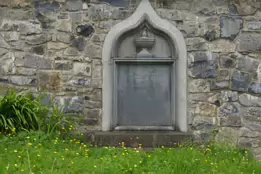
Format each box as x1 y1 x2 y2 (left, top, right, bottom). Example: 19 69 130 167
102 0 188 132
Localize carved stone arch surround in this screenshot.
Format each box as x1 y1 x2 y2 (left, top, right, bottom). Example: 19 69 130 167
102 0 188 132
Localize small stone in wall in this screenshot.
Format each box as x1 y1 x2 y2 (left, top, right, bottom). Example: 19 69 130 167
229 0 258 15
220 91 238 102
220 55 236 68
237 56 260 73
71 37 86 51
231 70 250 92
57 32 71 44
0 52 15 74
85 43 102 58
204 30 217 41
24 34 51 45
209 39 236 53
38 71 62 91
0 48 8 57
240 127 260 138
66 0 83 11
30 45 45 55
211 81 230 90
249 83 261 94
243 107 261 128
219 116 242 127
57 19 72 33
47 42 68 50
9 76 36 86
189 52 218 79
195 102 217 117
91 79 102 88
236 33 261 52
247 22 261 30
16 67 36 76
35 1 60 13
88 4 117 21
0 35 10 49
219 102 241 118
215 127 240 145
1 31 20 41
64 47 80 56
192 116 217 130
220 16 243 40
20 54 53 69
73 62 91 76
56 96 84 114
185 38 208 51
217 69 230 81
239 93 261 107
68 77 91 87
55 60 73 70
76 25 95 38
112 9 131 20
85 100 102 109
189 79 210 93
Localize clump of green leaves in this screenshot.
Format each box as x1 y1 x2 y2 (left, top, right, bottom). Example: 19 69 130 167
0 89 70 135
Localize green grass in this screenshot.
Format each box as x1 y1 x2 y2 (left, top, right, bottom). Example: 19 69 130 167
0 132 261 174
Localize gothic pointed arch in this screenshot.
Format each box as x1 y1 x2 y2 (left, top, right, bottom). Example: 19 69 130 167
102 0 187 132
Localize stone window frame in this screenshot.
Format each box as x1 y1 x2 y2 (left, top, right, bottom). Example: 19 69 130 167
102 0 188 132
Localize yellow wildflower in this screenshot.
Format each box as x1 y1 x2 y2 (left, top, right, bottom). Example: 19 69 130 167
94 165 97 168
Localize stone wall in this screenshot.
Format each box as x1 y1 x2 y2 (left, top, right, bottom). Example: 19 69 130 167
1 0 261 158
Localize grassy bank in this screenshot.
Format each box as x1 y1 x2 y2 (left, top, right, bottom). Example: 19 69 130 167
0 132 260 174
